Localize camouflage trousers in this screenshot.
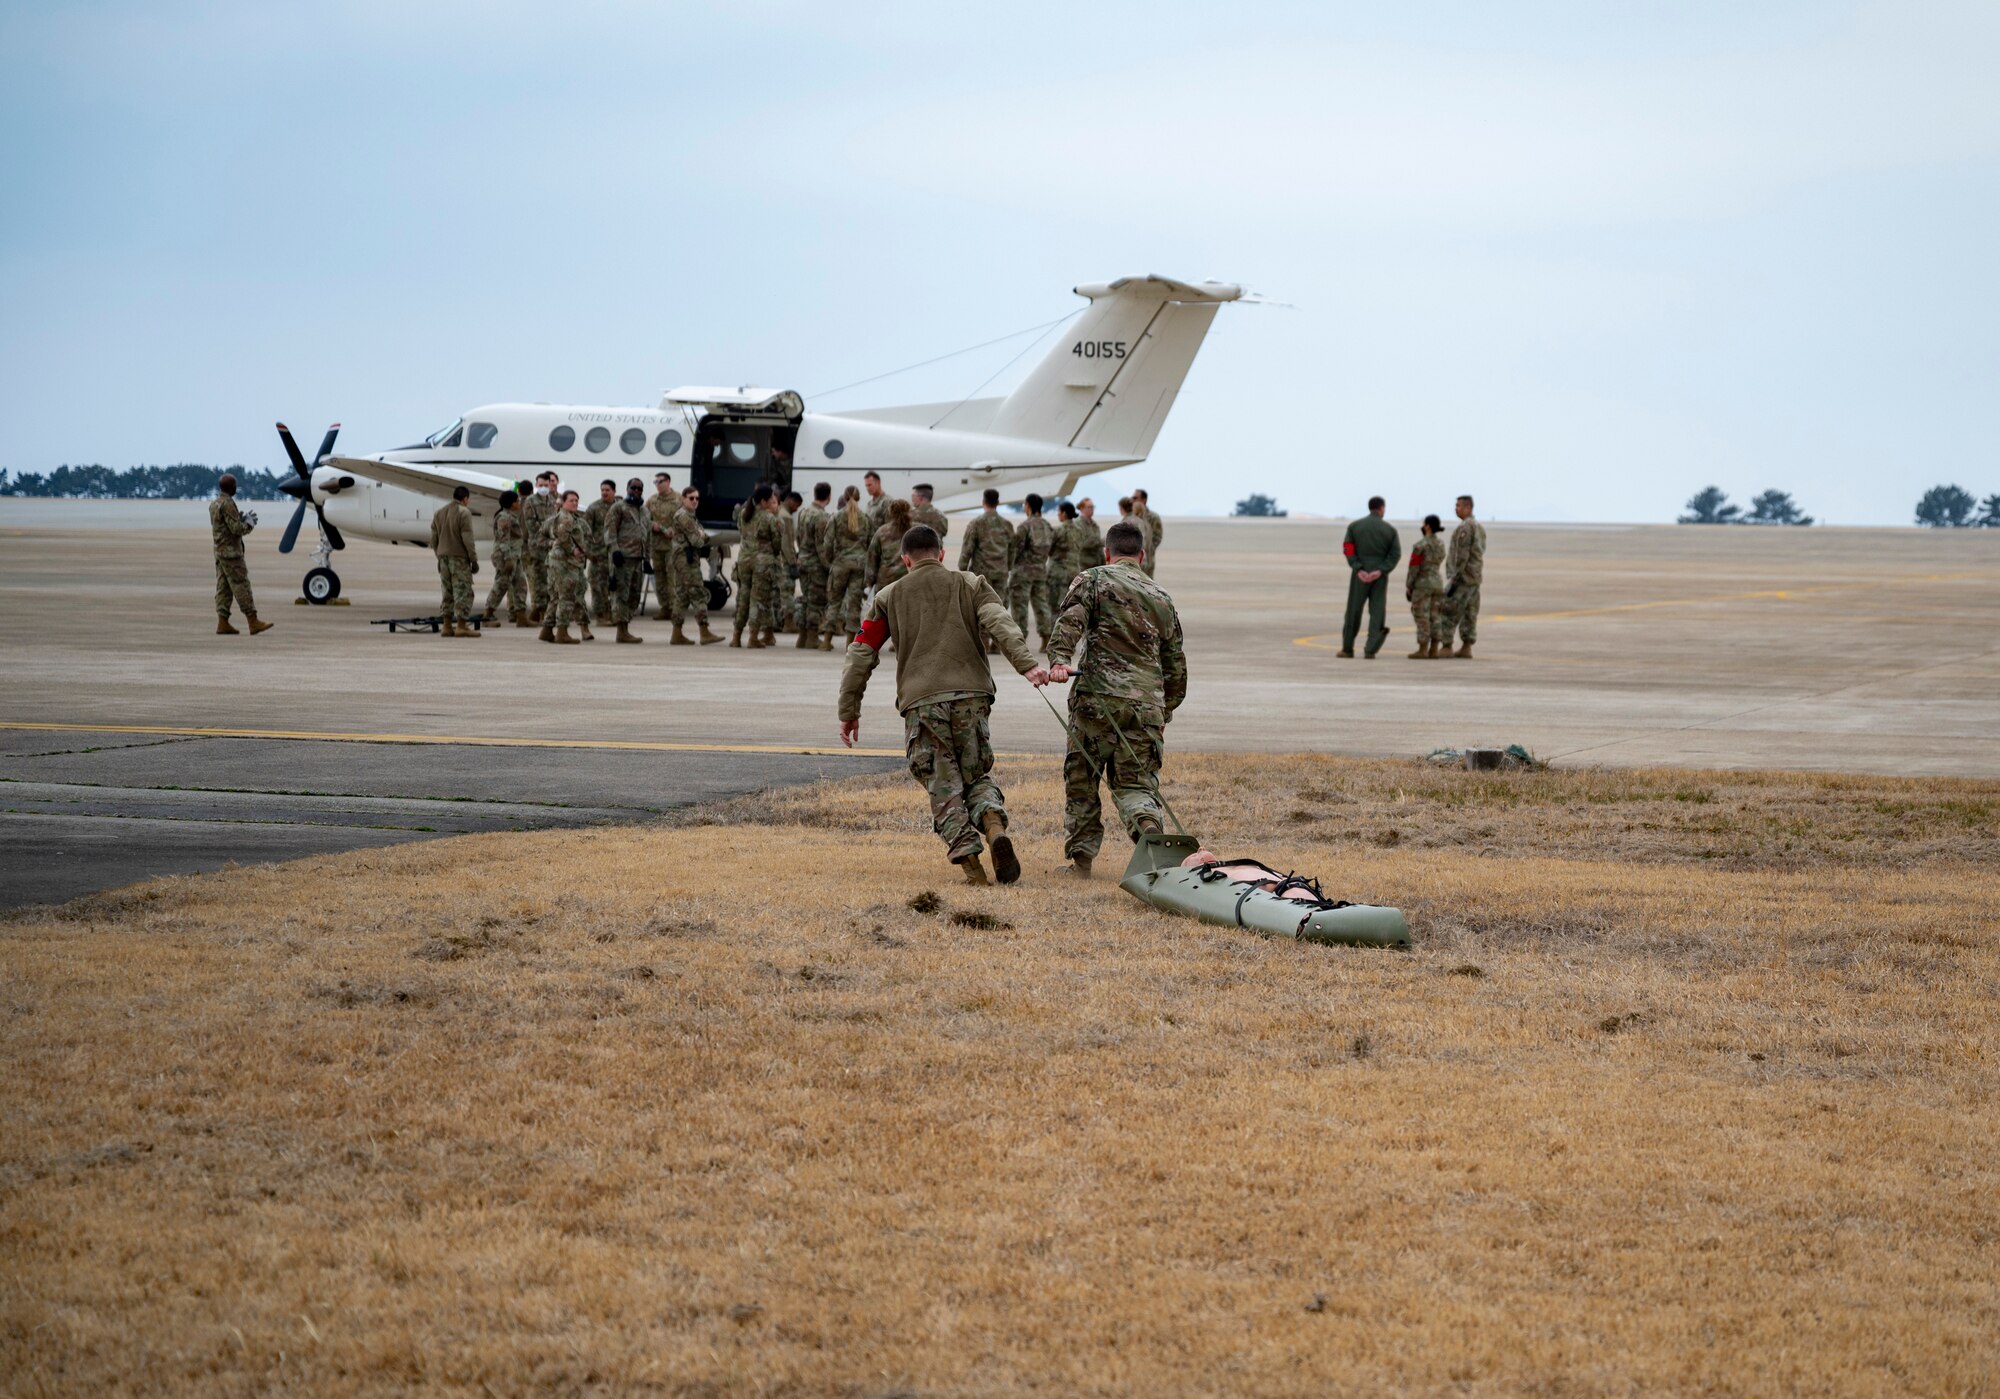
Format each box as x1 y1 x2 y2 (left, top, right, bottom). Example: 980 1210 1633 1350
1062 693 1166 861
588 558 613 622
904 695 1004 862
214 554 255 619
547 558 586 627
797 559 829 635
669 553 709 625
1442 582 1482 646
482 544 526 617
608 555 644 625
1009 569 1053 646
436 557 474 623
1409 576 1446 649
743 554 785 633
651 546 676 618
825 555 868 636
528 554 550 617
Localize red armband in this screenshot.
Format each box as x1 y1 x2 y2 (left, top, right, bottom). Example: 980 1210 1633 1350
1342 540 1356 559
856 617 890 651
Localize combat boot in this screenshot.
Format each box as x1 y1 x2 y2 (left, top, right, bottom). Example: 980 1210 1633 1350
578 621 595 642
439 620 457 637
1134 814 1164 839
656 603 671 621
216 616 240 635
511 610 531 628
670 622 693 645
981 812 1020 885
746 633 769 649
760 629 777 647
818 633 833 651
528 605 543 624
539 623 557 643
459 620 482 638
794 628 814 649
1065 855 1093 879
698 623 724 645
1454 643 1474 659
553 625 578 644
957 854 991 886
729 630 743 648
1335 649 1354 659
1427 641 1443 659
615 622 642 644
1408 644 1430 659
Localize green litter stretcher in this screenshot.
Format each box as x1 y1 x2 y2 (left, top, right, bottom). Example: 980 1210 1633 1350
1119 833 1412 949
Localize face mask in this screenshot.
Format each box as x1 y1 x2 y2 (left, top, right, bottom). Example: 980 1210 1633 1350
537 485 550 496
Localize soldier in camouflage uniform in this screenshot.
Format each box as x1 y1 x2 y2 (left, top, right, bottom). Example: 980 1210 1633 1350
540 490 591 643
1007 492 1057 649
1047 500 1082 624
777 491 802 632
604 477 650 643
838 521 1051 885
868 499 915 592
429 485 481 639
823 486 872 646
733 484 786 648
480 489 530 626
861 470 892 531
1440 494 1487 658
209 473 272 635
910 483 950 543
584 479 617 623
523 473 559 623
793 482 833 648
956 488 1014 650
646 472 680 620
1406 514 1447 658
1047 519 1187 876
666 485 723 644
1074 496 1104 566
1132 488 1165 578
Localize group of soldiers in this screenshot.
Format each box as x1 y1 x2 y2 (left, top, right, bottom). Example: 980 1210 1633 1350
422 468 1173 655
1337 494 1487 660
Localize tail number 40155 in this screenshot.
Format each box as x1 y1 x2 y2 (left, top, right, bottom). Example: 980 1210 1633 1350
1072 340 1128 359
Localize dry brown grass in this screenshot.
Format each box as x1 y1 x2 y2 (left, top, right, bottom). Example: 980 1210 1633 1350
3 756 1997 1396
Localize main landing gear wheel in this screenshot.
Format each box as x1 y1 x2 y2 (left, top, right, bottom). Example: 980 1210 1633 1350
302 567 342 604
706 577 731 612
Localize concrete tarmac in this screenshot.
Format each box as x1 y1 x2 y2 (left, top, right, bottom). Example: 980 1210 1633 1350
2 499 1997 905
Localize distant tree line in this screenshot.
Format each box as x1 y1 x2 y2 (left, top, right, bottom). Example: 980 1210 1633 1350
1913 485 2000 528
0 464 288 500
1678 486 1813 526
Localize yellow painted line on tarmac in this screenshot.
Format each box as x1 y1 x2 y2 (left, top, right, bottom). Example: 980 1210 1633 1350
0 721 905 759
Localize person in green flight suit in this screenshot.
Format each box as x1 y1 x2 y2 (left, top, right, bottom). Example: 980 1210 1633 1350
1338 495 1401 659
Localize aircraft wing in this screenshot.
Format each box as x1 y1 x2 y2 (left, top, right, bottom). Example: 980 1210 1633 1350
326 455 523 504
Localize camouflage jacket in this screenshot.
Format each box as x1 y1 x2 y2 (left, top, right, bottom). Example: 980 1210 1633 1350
210 495 252 559
668 506 708 561
1050 560 1187 719
1072 517 1103 568
1408 533 1445 593
957 511 1013 577
864 492 893 532
583 498 615 561
828 504 871 562
491 508 524 556
795 502 831 566
838 559 1035 720
779 509 799 566
1010 514 1055 579
548 509 590 567
607 497 649 558
869 521 909 588
1447 517 1486 587
524 491 559 552
645 491 681 548
743 507 785 559
912 502 950 541
430 500 478 564
1141 507 1164 552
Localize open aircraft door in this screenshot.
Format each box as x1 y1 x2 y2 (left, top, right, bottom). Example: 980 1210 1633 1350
664 387 804 531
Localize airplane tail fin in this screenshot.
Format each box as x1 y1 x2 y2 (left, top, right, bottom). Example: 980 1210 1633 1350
986 275 1240 457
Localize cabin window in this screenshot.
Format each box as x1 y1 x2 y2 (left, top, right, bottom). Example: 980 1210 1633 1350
655 429 682 456
549 425 575 452
824 439 845 459
729 441 756 463
585 427 611 453
467 422 499 449
620 427 646 455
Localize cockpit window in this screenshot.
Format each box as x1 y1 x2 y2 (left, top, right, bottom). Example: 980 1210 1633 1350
467 422 499 449
425 419 464 449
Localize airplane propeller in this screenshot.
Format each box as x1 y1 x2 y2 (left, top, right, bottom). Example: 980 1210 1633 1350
275 422 348 554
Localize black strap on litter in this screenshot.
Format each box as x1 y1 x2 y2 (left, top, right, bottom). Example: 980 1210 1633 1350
1192 859 1355 915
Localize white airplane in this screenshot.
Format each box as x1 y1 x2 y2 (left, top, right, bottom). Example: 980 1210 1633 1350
274 274 1244 604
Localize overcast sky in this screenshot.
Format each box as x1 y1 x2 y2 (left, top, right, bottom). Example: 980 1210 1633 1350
3 0 1995 522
